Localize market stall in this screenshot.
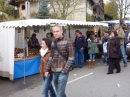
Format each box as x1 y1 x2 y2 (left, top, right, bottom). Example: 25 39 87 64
0 19 108 80
100 20 130 31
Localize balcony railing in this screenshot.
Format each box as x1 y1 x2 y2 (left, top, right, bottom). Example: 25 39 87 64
96 14 103 21
91 0 104 12
98 3 104 12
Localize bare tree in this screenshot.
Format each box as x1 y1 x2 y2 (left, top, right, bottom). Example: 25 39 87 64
49 0 82 19
104 0 119 20
0 0 14 19
123 0 130 19
115 0 130 19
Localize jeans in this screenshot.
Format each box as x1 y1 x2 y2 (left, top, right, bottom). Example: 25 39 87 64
104 53 108 65
74 49 84 67
53 72 69 97
43 76 56 97
89 54 95 60
84 50 87 62
120 45 127 66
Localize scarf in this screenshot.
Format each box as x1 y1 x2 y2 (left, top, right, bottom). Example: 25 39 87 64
40 48 48 57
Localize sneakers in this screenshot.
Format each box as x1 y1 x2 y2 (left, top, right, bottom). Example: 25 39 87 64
107 72 113 74
116 70 120 73
79 66 83 68
124 65 127 67
74 66 78 68
104 63 108 66
104 64 108 66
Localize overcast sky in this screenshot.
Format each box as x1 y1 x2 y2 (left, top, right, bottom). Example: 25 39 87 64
103 0 130 19
104 0 110 3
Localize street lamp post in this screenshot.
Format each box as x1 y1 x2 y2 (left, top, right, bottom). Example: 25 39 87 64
23 0 30 85
25 0 30 19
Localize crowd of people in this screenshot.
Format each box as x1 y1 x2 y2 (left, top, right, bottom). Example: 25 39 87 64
73 22 130 75
28 21 130 97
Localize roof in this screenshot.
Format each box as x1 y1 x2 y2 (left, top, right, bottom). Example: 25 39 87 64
9 0 20 6
9 0 40 6
0 19 108 28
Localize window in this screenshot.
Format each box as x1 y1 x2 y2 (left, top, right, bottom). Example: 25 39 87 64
69 0 73 5
21 5 25 10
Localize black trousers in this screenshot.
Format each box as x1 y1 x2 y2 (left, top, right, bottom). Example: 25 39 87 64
108 58 121 73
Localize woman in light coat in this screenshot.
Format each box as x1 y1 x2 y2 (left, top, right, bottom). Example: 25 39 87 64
87 35 97 69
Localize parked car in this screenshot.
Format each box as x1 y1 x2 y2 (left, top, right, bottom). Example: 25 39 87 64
126 43 130 61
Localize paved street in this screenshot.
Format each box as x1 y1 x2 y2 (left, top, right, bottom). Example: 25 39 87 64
0 59 130 97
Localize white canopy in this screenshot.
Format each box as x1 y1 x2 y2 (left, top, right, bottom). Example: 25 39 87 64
0 19 108 80
0 19 108 28
0 19 46 28
100 20 130 25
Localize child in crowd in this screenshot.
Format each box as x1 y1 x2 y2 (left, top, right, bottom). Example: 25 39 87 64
103 37 109 66
87 35 97 69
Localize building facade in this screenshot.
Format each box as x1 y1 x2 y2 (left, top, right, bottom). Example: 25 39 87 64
87 0 104 21
9 0 40 19
9 0 104 21
63 0 86 21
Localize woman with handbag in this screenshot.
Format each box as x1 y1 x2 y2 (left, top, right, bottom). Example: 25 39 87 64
39 38 56 97
107 30 121 74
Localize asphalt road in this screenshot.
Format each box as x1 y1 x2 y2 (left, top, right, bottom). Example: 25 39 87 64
0 59 130 97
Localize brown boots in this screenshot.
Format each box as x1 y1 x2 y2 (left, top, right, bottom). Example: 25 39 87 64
88 60 95 69
91 60 95 68
88 60 91 69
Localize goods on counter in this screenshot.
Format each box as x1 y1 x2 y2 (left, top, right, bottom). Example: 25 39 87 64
14 47 40 60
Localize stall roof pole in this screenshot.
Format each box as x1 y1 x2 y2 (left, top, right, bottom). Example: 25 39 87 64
25 1 30 19
68 26 71 38
22 28 26 85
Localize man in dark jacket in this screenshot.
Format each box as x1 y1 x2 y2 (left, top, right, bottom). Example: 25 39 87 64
45 24 74 97
28 33 40 48
74 30 86 68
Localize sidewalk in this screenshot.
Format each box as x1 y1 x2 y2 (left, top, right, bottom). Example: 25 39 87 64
0 59 130 97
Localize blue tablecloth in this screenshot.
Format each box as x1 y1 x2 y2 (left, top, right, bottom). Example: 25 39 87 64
14 56 41 79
